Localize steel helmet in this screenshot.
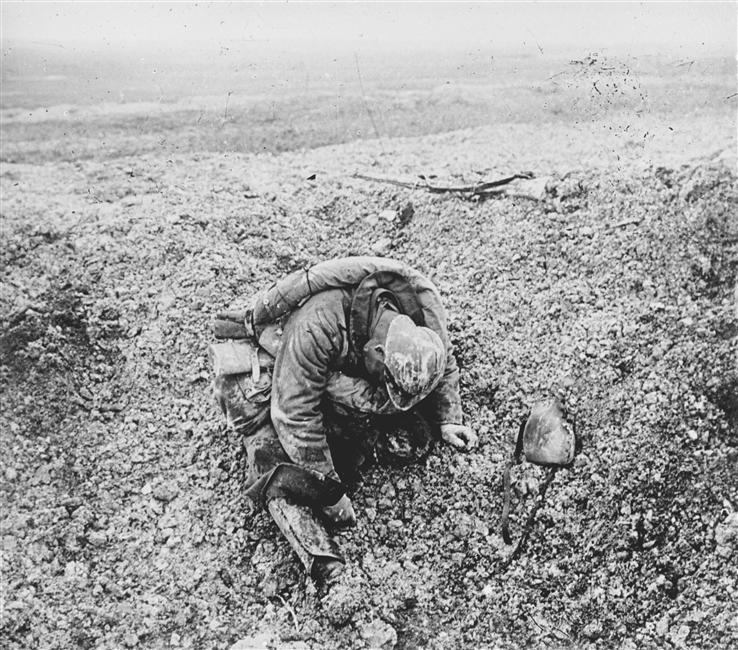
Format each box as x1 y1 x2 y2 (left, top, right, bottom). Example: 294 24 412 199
383 315 446 411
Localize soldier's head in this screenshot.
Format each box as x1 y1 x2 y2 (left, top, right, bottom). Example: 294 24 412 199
364 314 446 410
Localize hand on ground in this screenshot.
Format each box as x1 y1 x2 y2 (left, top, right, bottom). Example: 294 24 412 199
440 424 478 451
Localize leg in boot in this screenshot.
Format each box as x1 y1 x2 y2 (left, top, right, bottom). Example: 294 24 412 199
267 497 345 588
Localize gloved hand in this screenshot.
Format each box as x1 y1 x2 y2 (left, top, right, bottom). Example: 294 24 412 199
440 423 478 451
322 494 357 527
213 309 254 339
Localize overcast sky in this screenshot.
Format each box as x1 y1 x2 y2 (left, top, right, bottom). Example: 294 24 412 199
2 2 736 56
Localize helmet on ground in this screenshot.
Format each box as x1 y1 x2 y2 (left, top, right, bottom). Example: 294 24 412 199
383 315 445 411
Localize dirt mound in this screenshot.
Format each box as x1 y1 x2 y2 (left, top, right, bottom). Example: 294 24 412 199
1 138 736 649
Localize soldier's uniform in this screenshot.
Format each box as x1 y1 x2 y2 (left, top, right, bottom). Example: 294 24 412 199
211 257 464 578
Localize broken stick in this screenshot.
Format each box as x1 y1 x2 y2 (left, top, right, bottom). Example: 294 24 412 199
353 172 535 197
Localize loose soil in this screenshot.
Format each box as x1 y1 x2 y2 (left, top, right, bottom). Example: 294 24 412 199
1 52 737 650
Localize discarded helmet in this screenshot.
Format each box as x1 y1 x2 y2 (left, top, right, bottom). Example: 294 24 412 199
501 395 577 545
521 397 575 466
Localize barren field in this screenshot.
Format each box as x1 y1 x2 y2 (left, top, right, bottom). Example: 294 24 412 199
1 48 737 649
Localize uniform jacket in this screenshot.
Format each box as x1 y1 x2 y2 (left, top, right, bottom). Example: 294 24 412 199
256 258 463 478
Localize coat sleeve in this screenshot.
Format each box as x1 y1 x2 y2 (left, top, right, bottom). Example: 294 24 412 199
426 344 464 426
270 301 345 479
412 280 464 426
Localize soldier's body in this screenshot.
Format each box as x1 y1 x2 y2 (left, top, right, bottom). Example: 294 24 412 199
211 257 477 587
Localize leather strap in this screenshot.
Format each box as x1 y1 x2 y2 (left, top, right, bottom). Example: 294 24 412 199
501 418 526 544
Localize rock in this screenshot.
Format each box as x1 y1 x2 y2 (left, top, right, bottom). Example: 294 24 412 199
88 531 107 547
78 386 94 401
715 512 738 556
359 619 397 649
229 632 273 650
579 226 595 237
152 481 179 502
398 202 415 226
259 574 280 598
64 561 89 585
370 237 393 256
656 615 670 636
453 514 474 539
159 289 177 311
582 621 603 639
5 467 17 481
379 482 396 499
379 209 397 222
30 464 52 485
670 624 691 647
321 570 365 627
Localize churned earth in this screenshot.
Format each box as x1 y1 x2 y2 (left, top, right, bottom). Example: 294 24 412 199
1 55 737 649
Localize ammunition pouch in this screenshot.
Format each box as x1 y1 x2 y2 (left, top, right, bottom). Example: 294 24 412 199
210 340 275 437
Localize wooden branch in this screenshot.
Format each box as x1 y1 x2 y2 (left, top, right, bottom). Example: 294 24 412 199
353 172 535 196
608 217 643 230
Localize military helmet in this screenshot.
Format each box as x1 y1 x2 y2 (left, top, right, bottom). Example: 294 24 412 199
383 315 446 411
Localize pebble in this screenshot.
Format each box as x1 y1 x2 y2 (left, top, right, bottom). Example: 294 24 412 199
78 386 94 401
31 464 51 485
370 237 393 256
5 467 17 481
88 531 107 547
582 621 603 639
153 481 179 502
230 632 274 649
379 482 396 499
656 615 670 636
360 619 397 649
670 624 691 647
715 512 738 557
453 514 474 539
64 561 89 585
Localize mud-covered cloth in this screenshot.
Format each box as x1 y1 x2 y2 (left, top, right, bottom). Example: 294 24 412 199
215 256 463 480
251 257 462 424
212 362 377 486
213 362 432 499
268 282 462 478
